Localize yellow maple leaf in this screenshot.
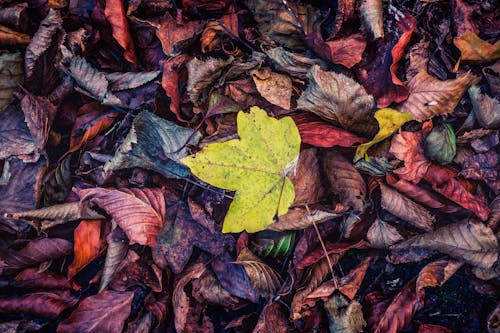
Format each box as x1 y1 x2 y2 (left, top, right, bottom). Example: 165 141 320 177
354 108 413 162
181 106 301 233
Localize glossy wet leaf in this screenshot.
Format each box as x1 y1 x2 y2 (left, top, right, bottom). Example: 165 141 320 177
182 106 301 233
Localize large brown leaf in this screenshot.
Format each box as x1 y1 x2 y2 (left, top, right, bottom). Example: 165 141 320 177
391 220 498 269
298 66 377 136
104 0 137 65
57 290 135 333
75 187 165 246
0 291 77 319
399 70 478 121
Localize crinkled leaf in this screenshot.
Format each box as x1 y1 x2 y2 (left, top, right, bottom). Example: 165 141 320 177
267 207 341 231
359 0 383 39
105 71 160 91
454 31 500 63
424 124 456 165
245 0 305 50
0 106 37 161
57 290 135 333
187 57 232 107
265 47 325 79
0 24 30 46
416 259 463 298
391 220 498 269
288 147 327 205
298 66 377 136
99 226 128 292
325 295 366 333
182 107 301 233
306 32 367 69
20 93 57 151
355 108 413 162
154 12 203 56
75 187 165 246
105 111 200 179
0 53 23 112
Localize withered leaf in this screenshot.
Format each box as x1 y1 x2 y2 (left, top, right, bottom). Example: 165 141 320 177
154 12 204 56
99 225 128 292
253 301 293 333
20 93 57 151
57 290 135 333
298 66 377 136
325 295 366 333
76 187 165 246
105 0 138 65
68 220 103 278
0 53 23 112
391 220 498 269
367 218 404 249
359 0 384 39
416 259 463 298
251 67 292 110
267 207 341 231
187 57 232 106
469 85 500 129
265 47 325 79
0 291 78 319
153 200 233 274
0 106 37 162
0 24 30 46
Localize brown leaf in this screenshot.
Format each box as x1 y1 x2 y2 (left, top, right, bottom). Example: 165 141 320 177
0 3 28 30
99 225 128 292
416 259 463 298
488 194 500 232
418 324 454 333
292 112 366 148
0 53 23 112
0 238 72 275
192 268 241 309
0 291 77 319
161 54 191 122
324 295 366 333
296 241 366 271
154 12 203 56
104 0 137 65
173 262 207 333
12 268 74 290
6 202 104 222
400 70 478 121
288 147 328 205
469 85 500 129
367 218 404 249
391 220 498 269
359 0 383 39
298 66 377 136
187 57 232 107
380 183 435 232
68 220 103 278
236 247 282 298
487 304 500 333
390 122 432 183
0 106 37 162
76 187 165 246
267 207 342 231
109 251 162 292
57 290 135 333
306 32 366 68
321 149 367 214
454 31 500 63
251 67 292 110
153 200 233 274
265 47 325 79
252 301 293 333
459 150 499 193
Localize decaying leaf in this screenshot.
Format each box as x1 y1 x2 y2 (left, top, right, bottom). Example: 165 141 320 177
105 111 201 179
154 12 203 56
0 106 37 162
359 0 384 39
20 93 57 151
325 295 366 333
0 291 78 319
182 107 301 233
99 225 128 292
391 220 498 269
416 259 464 298
0 53 23 112
0 24 30 46
288 147 327 205
297 66 377 136
187 57 232 107
469 85 500 129
454 31 500 64
251 67 292 110
267 207 341 231
367 218 404 249
265 47 325 79
75 187 165 246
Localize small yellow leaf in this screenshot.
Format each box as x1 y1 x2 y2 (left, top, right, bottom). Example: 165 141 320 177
354 108 413 162
181 106 301 233
454 31 500 63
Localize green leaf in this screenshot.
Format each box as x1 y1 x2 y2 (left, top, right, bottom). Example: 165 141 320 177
354 108 413 162
105 111 201 179
181 106 301 233
424 124 456 165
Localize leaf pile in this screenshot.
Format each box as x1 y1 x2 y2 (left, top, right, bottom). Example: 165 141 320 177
0 0 498 332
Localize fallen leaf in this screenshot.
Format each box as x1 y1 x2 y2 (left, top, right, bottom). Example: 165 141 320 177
297 65 377 136
0 291 77 319
416 259 463 298
391 220 498 269
173 262 207 333
187 57 232 107
57 290 135 333
109 251 162 292
293 113 366 148
324 295 366 333
0 3 28 30
153 200 233 273
154 12 203 56
20 93 58 151
236 247 282 298
182 107 300 233
354 108 413 162
0 106 37 162
400 70 478 121
161 54 191 122
99 225 128 292
68 220 103 278
487 304 500 333
454 31 500 63
192 268 241 309
296 241 366 271
265 47 325 79
75 187 165 246
418 324 454 333
321 149 366 214
267 207 341 231
424 124 457 165
306 32 367 68
12 268 74 290
0 53 23 112
104 111 201 179
0 24 30 46
245 0 306 50
104 0 137 65
380 183 435 232
251 67 292 110
253 301 293 333
0 238 72 275
367 218 404 249
288 147 327 205
469 85 500 129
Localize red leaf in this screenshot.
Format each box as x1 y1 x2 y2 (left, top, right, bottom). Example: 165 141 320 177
104 0 138 65
306 32 367 68
13 268 76 290
0 291 77 319
293 113 366 148
161 54 191 122
418 324 454 333
57 290 135 333
68 220 104 278
296 240 366 271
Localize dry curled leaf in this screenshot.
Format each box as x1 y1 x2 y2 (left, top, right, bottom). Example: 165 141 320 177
104 0 137 65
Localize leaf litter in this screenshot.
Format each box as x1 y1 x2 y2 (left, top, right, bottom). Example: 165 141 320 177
0 0 498 332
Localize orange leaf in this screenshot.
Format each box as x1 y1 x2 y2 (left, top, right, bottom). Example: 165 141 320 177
104 0 138 65
454 31 500 63
68 220 103 279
